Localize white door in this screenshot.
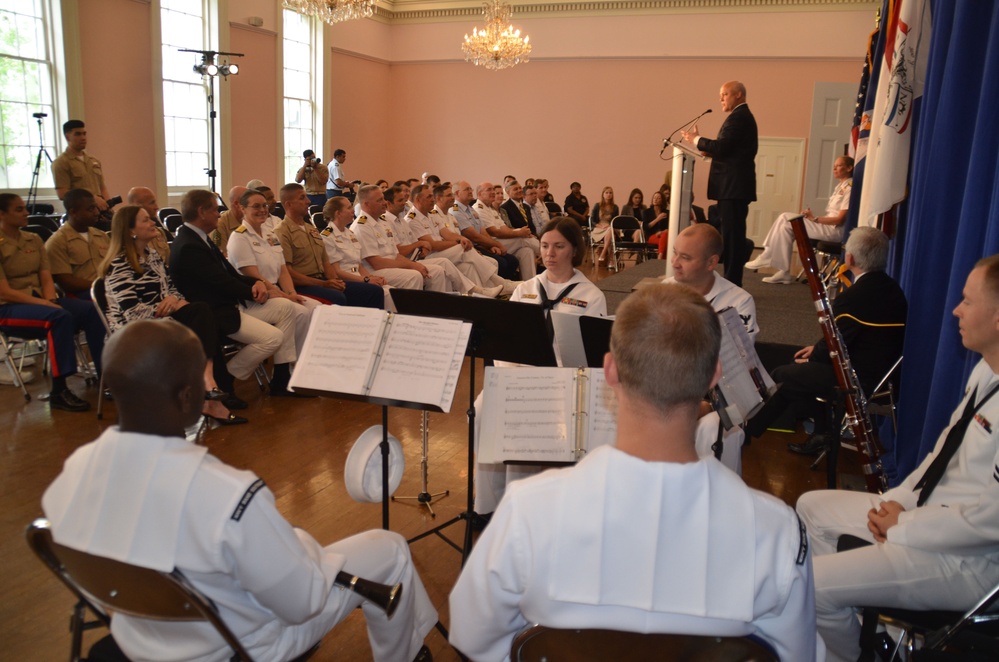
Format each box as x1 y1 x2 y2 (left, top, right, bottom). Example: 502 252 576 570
804 82 856 211
749 137 805 246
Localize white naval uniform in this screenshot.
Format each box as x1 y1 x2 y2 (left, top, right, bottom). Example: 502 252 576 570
798 359 999 662
350 213 449 292
473 200 540 279
408 206 500 287
530 199 550 235
756 178 853 273
226 223 316 361
386 210 477 293
664 271 758 474
452 445 819 662
321 222 423 295
42 428 438 662
474 269 607 515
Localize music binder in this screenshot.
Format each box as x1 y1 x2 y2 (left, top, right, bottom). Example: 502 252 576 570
289 306 471 413
477 366 618 464
712 307 776 429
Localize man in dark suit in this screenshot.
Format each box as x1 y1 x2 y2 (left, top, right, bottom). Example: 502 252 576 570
683 80 758 286
501 180 535 235
169 189 301 399
745 227 907 453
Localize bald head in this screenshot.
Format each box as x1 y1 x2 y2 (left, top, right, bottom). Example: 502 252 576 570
126 186 159 221
103 320 206 434
720 81 747 112
671 224 723 291
228 186 249 207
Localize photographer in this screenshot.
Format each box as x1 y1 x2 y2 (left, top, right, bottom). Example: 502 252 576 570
295 149 329 208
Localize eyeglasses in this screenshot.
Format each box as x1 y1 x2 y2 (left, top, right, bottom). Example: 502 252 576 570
245 204 269 211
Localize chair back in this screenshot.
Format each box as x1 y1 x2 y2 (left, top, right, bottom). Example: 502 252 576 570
158 207 181 223
312 211 329 231
511 625 778 662
26 518 255 661
545 201 562 216
29 214 61 232
23 224 53 241
272 202 285 220
165 213 184 235
90 278 112 335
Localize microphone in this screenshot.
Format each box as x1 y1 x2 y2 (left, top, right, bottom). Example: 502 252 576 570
663 108 713 145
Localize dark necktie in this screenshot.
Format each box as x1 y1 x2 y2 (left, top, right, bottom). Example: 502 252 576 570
914 385 997 506
538 282 578 343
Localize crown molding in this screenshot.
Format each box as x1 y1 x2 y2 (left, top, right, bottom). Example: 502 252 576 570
367 0 876 23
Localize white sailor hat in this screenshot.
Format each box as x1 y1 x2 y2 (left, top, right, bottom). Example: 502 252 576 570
344 425 405 503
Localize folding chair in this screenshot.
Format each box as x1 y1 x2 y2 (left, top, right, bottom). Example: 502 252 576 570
26 518 319 662
311 211 328 230
90 279 112 420
164 213 184 236
609 215 655 271
511 624 778 662
0 328 48 400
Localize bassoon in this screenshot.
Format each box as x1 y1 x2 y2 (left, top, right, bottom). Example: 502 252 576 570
334 572 402 618
790 216 887 493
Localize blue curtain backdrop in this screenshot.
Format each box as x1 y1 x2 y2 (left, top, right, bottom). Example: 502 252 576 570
885 0 999 480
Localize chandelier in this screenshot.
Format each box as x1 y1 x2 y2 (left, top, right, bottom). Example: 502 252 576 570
283 0 373 25
462 0 532 70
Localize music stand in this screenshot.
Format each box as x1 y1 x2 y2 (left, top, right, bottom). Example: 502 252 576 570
391 289 556 562
579 316 614 368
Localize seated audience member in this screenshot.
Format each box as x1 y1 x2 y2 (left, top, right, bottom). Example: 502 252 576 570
351 184 467 294
664 223 758 472
491 184 512 227
0 193 104 411
226 189 315 386
210 185 249 255
407 184 506 296
519 183 546 236
319 196 398 297
474 217 607 519
745 227 906 454
45 188 110 299
98 204 244 425
643 190 670 257
589 186 618 265
621 187 646 226
563 181 589 227
747 156 854 284
275 183 382 309
473 181 539 279
451 283 819 662
42 319 437 662
535 178 554 204
126 185 173 253
169 189 301 398
295 149 330 208
501 181 535 235
797 254 999 662
450 180 519 280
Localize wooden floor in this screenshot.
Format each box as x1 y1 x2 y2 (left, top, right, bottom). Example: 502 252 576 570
0 257 857 662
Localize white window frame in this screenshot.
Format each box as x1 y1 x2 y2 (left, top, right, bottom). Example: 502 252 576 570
280 8 324 188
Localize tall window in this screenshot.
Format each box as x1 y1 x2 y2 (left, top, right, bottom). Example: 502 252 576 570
0 0 57 190
283 9 319 184
160 0 212 188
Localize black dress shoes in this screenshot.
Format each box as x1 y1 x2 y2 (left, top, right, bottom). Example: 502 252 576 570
221 393 248 410
788 434 830 456
49 389 91 412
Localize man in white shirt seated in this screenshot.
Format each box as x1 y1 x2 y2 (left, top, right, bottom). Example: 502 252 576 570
665 223 758 471
450 284 820 662
797 254 999 662
42 320 438 662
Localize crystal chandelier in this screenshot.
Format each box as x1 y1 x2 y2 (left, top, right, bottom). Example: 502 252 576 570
462 0 532 70
283 0 373 25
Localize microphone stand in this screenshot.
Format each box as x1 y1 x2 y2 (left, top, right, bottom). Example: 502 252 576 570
660 108 713 156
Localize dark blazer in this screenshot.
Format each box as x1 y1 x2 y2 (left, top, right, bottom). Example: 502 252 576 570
811 270 908 392
502 198 534 233
169 224 257 336
697 104 758 203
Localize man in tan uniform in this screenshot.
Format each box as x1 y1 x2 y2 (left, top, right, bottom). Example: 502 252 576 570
45 188 110 299
51 120 111 213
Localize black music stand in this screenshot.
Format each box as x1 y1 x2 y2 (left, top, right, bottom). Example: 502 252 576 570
391 290 556 562
579 316 614 368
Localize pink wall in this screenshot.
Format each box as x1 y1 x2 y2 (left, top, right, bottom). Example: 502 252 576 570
228 25 280 191
77 0 157 200
326 52 393 185
331 55 859 208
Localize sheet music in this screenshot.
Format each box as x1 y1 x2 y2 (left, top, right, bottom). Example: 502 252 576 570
368 314 468 411
584 368 618 451
289 306 385 394
438 322 472 412
478 367 576 463
714 309 766 427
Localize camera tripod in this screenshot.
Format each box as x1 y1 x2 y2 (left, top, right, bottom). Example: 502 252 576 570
26 112 53 213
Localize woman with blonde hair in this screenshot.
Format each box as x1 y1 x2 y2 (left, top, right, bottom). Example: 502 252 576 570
99 204 245 424
589 186 618 265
